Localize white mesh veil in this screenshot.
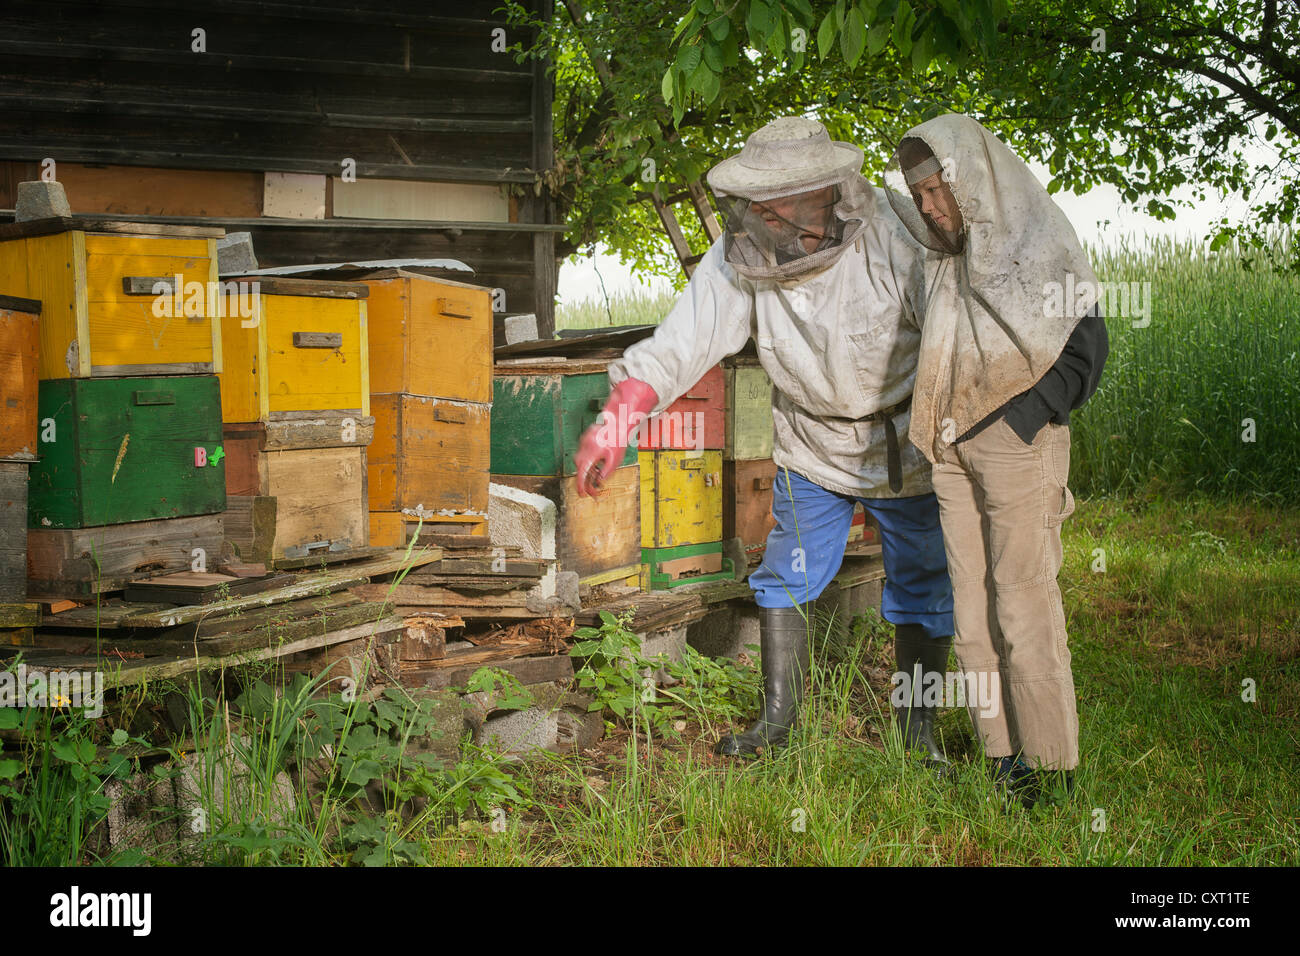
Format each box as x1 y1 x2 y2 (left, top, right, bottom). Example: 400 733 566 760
707 117 871 281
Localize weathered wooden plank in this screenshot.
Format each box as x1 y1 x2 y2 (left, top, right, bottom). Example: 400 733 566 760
425 556 546 576
39 599 174 629
417 638 552 668
100 615 408 688
399 618 447 661
0 218 226 241
406 650 573 691
122 571 295 606
116 549 438 627
27 514 225 598
0 603 40 628
271 545 390 570
350 583 530 607
0 462 29 602
392 605 539 621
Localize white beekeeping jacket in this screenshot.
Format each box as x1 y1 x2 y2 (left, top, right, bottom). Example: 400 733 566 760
608 187 933 499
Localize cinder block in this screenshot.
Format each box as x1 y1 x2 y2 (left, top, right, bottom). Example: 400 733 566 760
503 313 538 344
687 604 760 661
217 231 258 275
15 180 71 220
488 481 556 560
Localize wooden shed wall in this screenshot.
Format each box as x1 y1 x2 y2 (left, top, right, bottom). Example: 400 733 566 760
0 0 558 332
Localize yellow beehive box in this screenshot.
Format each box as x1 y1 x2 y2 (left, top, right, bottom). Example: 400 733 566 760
219 277 370 423
363 269 492 403
639 449 723 549
0 219 226 378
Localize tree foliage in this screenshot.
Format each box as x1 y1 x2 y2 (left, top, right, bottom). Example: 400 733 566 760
505 0 1300 282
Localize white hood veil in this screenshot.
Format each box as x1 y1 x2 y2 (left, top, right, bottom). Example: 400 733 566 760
884 113 1100 463
708 116 875 282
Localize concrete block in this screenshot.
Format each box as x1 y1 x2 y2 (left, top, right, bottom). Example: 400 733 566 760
477 708 559 756
15 181 71 221
639 623 688 685
688 603 760 661
556 709 604 751
217 231 258 275
488 482 556 560
104 770 179 855
503 313 538 344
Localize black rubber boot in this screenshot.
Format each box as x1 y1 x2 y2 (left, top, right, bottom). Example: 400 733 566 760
893 624 952 770
716 604 812 757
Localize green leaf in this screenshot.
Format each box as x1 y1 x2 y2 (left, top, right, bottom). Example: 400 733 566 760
702 41 724 73
786 0 815 25
0 758 21 780
840 5 867 65
660 67 675 105
866 20 890 55
111 728 129 746
0 709 18 730
671 6 697 43
767 21 786 59
720 29 740 66
746 0 774 48
697 67 722 104
817 11 837 59
893 0 915 55
675 43 702 74
707 13 731 41
910 28 933 71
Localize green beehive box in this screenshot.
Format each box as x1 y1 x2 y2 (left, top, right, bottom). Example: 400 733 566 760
29 375 227 528
491 370 637 476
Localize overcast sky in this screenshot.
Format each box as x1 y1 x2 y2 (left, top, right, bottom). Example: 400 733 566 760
557 159 1257 307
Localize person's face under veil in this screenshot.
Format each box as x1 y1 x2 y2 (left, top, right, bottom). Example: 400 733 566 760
722 184 845 268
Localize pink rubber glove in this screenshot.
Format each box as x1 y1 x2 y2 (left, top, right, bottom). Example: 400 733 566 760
575 378 658 497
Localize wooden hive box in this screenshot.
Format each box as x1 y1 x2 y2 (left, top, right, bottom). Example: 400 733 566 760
0 219 225 379
0 294 41 461
847 504 880 548
363 269 492 403
28 375 226 528
492 463 641 584
640 541 736 591
491 365 636 477
27 513 224 598
222 414 371 562
219 277 370 423
638 450 723 549
723 458 778 557
637 365 725 451
724 361 774 460
368 394 489 514
0 460 29 602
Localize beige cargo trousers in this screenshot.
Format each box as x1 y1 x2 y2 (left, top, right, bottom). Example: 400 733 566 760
931 417 1079 770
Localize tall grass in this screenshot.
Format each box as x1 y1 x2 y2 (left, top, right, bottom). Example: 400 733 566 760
1073 233 1300 500
556 288 677 330
559 234 1300 499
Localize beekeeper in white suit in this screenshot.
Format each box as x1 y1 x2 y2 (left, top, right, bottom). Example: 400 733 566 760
574 117 955 761
886 114 1108 807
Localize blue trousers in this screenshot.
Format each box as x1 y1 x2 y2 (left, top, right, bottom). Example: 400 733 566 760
747 468 954 639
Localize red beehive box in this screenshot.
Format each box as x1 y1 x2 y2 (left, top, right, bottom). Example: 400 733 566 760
637 364 724 451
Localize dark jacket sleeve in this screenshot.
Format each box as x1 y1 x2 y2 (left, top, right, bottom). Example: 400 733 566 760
1002 307 1110 444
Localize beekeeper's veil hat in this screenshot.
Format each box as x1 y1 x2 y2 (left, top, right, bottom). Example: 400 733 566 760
708 116 872 281
881 113 1102 463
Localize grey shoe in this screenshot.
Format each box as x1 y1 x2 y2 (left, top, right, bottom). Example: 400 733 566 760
716 603 812 757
